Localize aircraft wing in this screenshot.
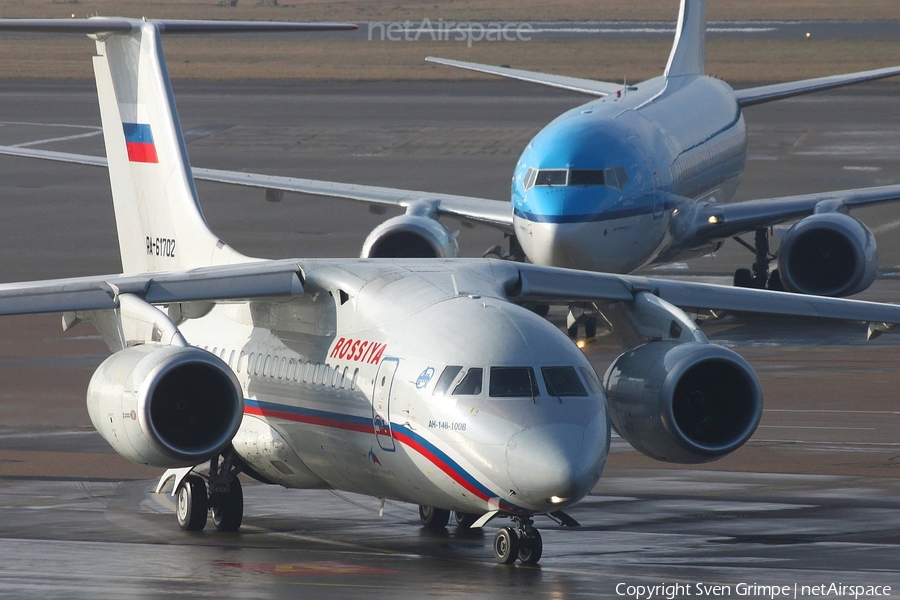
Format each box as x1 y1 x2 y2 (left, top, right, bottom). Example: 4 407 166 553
0 146 514 231
735 64 900 108
0 260 303 316
689 184 900 242
425 57 623 97
507 262 900 335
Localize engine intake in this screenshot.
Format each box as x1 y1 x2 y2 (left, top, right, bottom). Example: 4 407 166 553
87 344 243 468
778 212 877 297
603 341 763 463
361 215 459 258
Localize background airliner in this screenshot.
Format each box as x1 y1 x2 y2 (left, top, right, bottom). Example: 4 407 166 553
7 0 900 337
4 15 900 566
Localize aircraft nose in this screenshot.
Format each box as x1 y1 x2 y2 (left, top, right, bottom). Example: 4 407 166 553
506 422 604 510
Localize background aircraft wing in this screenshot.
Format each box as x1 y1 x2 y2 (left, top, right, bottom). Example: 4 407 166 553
0 260 304 316
689 184 900 242
734 64 900 107
0 145 514 232
507 263 900 335
425 57 623 97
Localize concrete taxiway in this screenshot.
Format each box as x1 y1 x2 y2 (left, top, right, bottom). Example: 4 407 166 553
0 82 899 598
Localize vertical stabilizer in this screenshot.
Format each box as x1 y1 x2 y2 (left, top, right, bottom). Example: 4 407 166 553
664 0 706 78
92 22 248 273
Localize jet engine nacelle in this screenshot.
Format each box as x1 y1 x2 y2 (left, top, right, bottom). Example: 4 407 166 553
777 212 877 297
603 341 763 464
86 344 243 468
361 215 459 258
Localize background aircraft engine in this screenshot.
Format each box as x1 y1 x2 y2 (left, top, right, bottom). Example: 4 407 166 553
360 215 459 258
777 212 877 297
603 341 763 464
86 344 243 468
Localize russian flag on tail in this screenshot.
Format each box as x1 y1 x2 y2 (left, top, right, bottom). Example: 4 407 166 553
123 122 158 163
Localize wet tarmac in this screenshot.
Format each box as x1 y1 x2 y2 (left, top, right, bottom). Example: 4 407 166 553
0 82 900 597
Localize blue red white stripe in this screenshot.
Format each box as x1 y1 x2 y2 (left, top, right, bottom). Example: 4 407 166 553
244 398 526 513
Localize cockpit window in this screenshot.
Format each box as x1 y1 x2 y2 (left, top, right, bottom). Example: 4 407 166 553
433 365 462 396
605 166 629 191
542 367 588 397
526 167 628 191
534 169 568 186
579 366 605 395
452 367 483 396
489 366 539 398
523 167 538 191
569 169 605 186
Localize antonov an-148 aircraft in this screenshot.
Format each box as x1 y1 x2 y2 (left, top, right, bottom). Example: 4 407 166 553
4 17 900 566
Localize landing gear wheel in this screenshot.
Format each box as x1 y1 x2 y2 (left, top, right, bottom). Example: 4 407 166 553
767 268 783 291
454 511 479 529
176 474 208 531
419 505 451 529
733 267 753 288
518 529 543 565
211 476 243 532
493 526 520 564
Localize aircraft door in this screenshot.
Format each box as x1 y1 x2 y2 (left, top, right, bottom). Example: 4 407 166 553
372 357 398 452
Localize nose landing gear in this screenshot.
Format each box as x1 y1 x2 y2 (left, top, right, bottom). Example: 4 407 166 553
492 516 543 565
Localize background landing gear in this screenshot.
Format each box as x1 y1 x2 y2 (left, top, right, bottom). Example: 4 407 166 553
732 227 782 291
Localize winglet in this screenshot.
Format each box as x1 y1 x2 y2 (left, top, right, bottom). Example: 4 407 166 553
664 0 706 78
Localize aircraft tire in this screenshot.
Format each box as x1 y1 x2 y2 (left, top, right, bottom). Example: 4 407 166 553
176 475 208 532
493 526 520 564
419 505 451 529
517 529 543 565
733 268 753 288
212 477 243 532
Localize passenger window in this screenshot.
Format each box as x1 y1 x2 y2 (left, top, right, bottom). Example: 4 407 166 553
569 169 605 186
254 354 263 376
534 169 567 186
351 368 359 390
228 350 235 369
237 351 246 374
323 365 332 386
542 367 588 397
490 366 539 398
433 365 463 396
264 355 272 377
452 367 483 396
278 357 287 379
579 366 605 395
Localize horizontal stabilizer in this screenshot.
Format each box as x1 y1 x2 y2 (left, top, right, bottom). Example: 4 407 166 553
426 57 622 97
0 17 357 35
735 64 900 107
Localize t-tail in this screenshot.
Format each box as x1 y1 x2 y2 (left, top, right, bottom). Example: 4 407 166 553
664 0 706 78
0 17 356 273
94 23 240 273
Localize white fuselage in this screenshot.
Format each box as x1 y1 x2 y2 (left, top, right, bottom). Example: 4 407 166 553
178 260 610 515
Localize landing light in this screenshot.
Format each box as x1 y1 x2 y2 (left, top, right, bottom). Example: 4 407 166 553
576 339 586 349
549 496 569 505
708 215 723 225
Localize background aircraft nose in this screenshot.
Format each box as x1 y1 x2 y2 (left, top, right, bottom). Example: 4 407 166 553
506 422 603 510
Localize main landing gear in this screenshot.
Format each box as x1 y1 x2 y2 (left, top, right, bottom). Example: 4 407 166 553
732 228 783 291
175 450 245 533
493 517 543 565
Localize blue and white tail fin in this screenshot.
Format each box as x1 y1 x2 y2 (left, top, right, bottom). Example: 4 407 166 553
664 0 706 78
93 22 246 273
